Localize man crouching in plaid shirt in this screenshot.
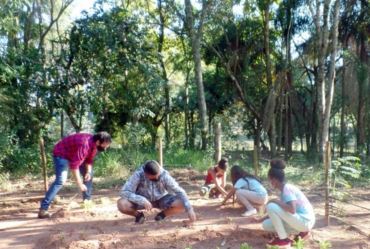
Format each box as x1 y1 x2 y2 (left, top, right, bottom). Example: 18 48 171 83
117 160 196 224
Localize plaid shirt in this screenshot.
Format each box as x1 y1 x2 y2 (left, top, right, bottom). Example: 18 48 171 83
53 133 97 169
120 166 192 211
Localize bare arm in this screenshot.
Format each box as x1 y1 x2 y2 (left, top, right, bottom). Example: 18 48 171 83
209 169 228 196
221 187 236 205
269 199 296 214
71 168 87 192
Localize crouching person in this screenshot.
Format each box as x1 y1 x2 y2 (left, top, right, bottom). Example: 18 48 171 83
117 160 196 224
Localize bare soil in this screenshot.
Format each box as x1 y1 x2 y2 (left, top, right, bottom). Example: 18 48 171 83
0 169 369 249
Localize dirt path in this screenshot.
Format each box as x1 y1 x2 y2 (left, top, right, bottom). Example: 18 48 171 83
0 169 369 249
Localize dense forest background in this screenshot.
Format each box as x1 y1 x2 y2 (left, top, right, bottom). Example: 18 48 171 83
0 0 369 181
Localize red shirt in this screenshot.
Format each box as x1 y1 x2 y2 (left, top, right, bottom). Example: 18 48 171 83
53 133 97 169
205 167 224 184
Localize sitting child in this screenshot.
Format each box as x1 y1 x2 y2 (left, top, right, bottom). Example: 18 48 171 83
221 165 268 217
260 159 315 248
200 158 231 198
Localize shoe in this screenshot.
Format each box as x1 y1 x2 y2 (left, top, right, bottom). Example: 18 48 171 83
135 212 146 224
267 238 292 248
241 208 257 217
38 209 51 219
154 211 166 221
293 231 310 242
199 187 208 196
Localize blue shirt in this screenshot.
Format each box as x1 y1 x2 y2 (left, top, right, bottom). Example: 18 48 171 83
281 183 315 221
234 177 268 197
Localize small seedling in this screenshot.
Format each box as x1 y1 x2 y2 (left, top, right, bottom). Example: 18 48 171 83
319 240 332 249
240 242 253 249
292 237 305 249
83 199 95 211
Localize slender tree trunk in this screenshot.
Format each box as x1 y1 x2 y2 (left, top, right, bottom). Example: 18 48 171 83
214 122 221 162
184 0 210 150
357 41 368 155
263 1 276 157
157 0 171 145
184 73 190 149
61 110 64 138
340 62 346 157
321 0 340 161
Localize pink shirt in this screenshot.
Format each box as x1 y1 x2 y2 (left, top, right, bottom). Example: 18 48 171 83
53 133 97 169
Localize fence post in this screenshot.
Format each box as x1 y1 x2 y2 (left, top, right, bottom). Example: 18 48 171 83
253 145 259 177
324 141 331 226
158 137 163 167
214 122 221 163
39 137 48 192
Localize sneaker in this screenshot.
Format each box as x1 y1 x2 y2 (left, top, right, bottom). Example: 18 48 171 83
199 187 208 196
267 238 292 248
241 208 257 217
293 231 310 242
154 211 166 221
135 212 146 224
38 209 51 219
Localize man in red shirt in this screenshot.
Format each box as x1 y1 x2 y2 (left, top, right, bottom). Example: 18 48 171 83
38 131 111 218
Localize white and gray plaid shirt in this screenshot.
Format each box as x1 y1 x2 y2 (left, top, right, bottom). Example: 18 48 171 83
120 166 192 211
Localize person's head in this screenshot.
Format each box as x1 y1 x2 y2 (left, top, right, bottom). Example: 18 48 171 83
93 131 112 152
268 159 286 189
230 165 247 185
143 160 161 181
216 158 228 172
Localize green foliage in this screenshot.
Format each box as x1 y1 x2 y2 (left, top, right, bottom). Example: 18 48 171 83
0 131 44 175
240 242 253 249
292 237 305 249
319 240 332 249
331 156 361 189
93 147 213 178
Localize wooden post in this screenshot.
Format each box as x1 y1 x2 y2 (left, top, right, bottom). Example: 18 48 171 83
214 122 221 162
253 145 259 177
324 141 331 226
39 137 48 192
158 137 163 167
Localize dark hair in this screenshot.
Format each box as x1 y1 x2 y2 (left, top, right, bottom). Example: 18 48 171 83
143 160 161 175
268 159 286 183
217 158 228 171
230 165 260 187
93 131 112 143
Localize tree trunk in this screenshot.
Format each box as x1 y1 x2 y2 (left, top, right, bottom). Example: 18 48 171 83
157 0 171 146
321 0 340 163
340 61 346 157
263 1 276 157
184 0 210 150
356 40 368 155
184 74 190 149
61 110 64 138
214 122 221 163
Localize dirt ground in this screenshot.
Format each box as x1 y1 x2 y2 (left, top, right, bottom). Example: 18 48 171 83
0 169 369 249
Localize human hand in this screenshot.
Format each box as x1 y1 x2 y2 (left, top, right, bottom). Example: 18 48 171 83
187 208 196 222
143 200 153 211
84 172 92 181
79 183 87 192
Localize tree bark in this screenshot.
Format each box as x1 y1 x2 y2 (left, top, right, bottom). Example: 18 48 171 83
157 0 171 146
184 0 210 150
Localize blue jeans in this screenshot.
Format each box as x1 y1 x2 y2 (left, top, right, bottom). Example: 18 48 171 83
40 157 94 210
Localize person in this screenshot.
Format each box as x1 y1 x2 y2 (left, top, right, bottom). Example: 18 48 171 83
260 159 315 247
117 160 196 224
221 165 268 217
38 131 112 219
200 158 231 198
